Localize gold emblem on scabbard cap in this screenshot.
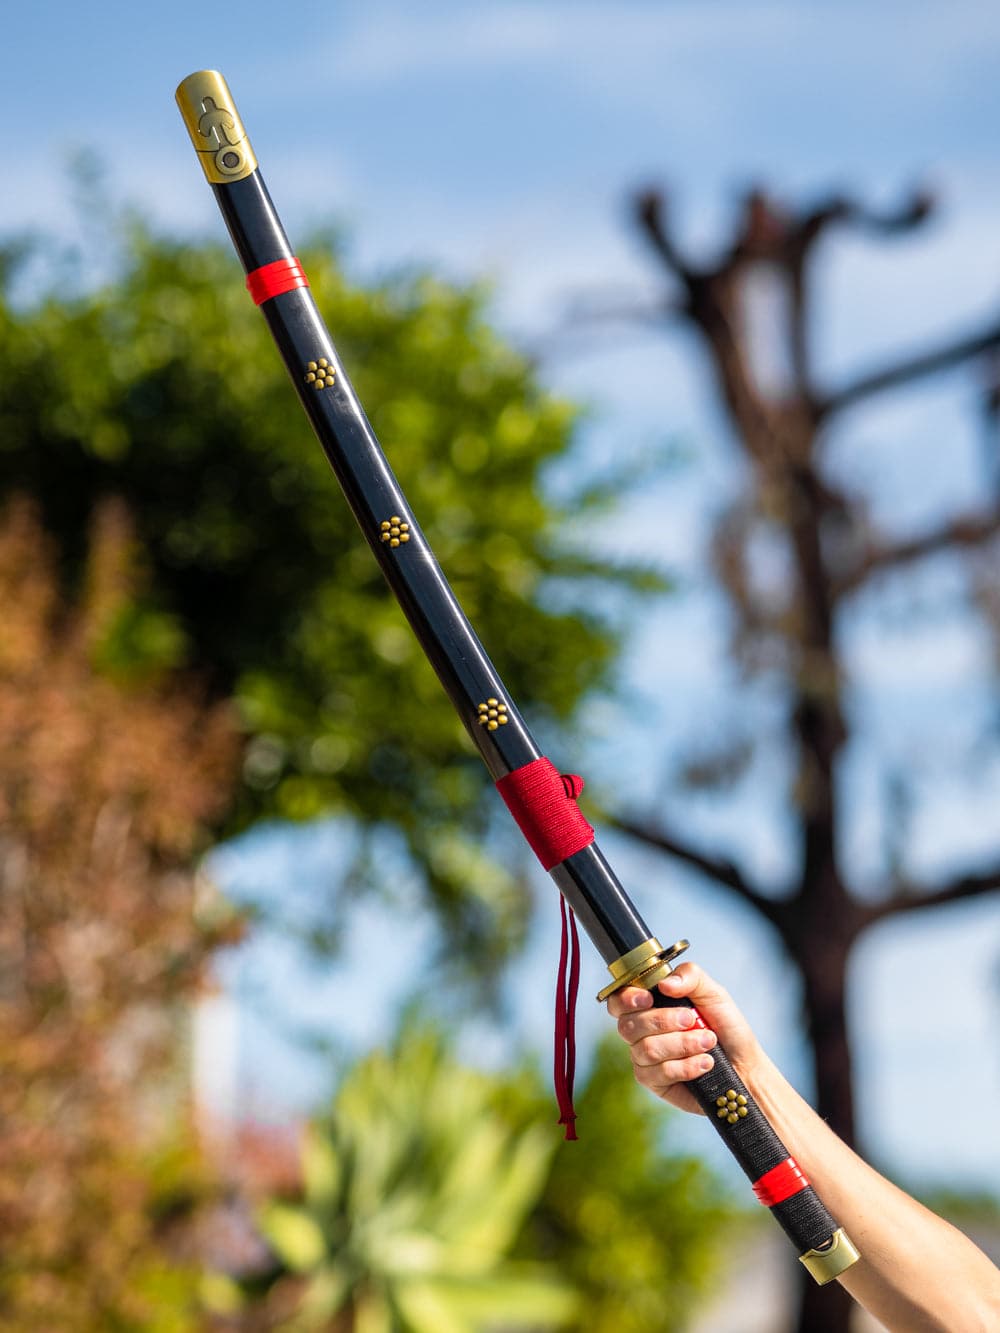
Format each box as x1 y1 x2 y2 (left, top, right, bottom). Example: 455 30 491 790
176 70 257 184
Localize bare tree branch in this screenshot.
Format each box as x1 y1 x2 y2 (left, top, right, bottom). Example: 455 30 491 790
806 187 935 244
864 863 1000 925
521 286 685 367
608 811 786 927
785 188 934 394
818 320 1000 421
633 189 695 284
559 293 680 328
836 510 1000 596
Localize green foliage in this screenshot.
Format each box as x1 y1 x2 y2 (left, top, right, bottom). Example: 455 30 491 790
241 1025 737 1332
493 1039 736 1333
0 221 657 972
248 1025 577 1331
521 1038 738 1330
914 1187 1000 1226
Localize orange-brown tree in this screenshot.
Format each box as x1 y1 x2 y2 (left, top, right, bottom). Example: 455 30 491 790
0 496 240 1329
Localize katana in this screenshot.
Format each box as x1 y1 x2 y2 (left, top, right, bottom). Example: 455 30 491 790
176 70 859 1286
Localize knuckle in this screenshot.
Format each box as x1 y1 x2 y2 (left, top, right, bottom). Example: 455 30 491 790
618 1011 667 1043
632 1063 654 1088
633 1062 670 1093
617 1014 639 1041
672 960 732 1010
633 1032 685 1067
616 1013 639 1040
631 1035 662 1067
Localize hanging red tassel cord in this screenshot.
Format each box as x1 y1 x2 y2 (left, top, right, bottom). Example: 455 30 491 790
495 758 592 1139
553 895 581 1139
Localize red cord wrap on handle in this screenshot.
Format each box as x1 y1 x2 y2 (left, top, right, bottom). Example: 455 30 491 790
246 257 310 305
752 1157 810 1207
495 757 594 870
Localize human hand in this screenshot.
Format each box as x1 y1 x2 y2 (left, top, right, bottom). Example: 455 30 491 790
607 962 766 1115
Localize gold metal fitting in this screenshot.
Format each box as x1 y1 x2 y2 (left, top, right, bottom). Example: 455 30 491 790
596 937 689 1003
715 1089 749 1125
306 358 336 390
380 515 411 548
176 70 257 184
799 1228 861 1285
476 698 508 730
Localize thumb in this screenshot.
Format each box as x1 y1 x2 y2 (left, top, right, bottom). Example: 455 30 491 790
658 962 755 1056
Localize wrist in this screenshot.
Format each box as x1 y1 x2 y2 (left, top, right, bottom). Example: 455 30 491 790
737 1050 849 1191
723 1032 771 1097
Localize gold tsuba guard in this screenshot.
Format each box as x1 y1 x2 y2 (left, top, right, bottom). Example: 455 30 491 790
596 937 690 1003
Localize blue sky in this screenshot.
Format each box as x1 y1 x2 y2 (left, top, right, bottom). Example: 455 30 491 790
4 2 1000 1194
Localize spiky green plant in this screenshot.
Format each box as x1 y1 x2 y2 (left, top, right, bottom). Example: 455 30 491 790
253 1026 577 1332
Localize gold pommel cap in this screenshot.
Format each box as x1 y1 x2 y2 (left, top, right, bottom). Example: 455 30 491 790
799 1228 861 1284
176 70 257 185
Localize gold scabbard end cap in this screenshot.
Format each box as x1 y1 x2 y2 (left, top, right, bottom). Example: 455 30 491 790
176 70 257 184
799 1228 861 1285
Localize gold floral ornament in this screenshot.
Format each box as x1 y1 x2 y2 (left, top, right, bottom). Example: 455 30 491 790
305 358 336 389
379 516 410 547
716 1090 749 1125
477 698 508 730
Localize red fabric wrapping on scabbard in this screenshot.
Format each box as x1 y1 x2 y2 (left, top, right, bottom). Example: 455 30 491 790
494 757 594 870
752 1157 810 1207
246 257 310 305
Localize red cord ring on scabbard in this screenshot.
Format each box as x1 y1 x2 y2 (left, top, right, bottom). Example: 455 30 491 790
246 257 310 305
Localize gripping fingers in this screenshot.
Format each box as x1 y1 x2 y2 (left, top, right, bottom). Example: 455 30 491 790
616 997 697 1041
629 1026 717 1070
615 1008 715 1108
616 988 717 1087
636 1052 717 1099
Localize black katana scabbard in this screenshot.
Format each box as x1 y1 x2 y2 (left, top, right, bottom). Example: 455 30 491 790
176 70 860 1286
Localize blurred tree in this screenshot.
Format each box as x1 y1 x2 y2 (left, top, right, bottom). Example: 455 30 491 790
0 222 656 980
0 496 241 1328
223 1025 734 1332
593 186 1000 1333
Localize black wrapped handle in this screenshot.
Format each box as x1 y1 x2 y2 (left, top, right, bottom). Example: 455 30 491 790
651 987 840 1254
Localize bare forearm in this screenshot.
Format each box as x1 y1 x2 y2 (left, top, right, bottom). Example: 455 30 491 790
747 1054 1000 1333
